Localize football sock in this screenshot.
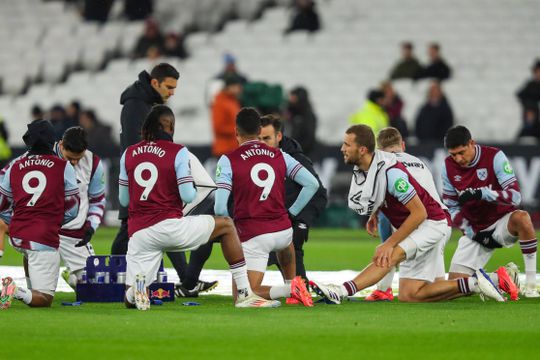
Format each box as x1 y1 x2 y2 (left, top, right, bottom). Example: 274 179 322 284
457 277 477 294
343 281 357 296
125 287 135 304
14 287 32 305
229 259 252 298
0 250 3 258
269 285 291 299
25 276 32 289
377 267 395 291
519 239 537 287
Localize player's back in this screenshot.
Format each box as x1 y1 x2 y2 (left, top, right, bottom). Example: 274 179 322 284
226 140 291 241
124 140 185 237
8 154 69 248
396 152 446 209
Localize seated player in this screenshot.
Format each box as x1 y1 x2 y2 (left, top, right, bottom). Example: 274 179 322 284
214 108 319 306
120 105 279 310
54 127 106 289
0 120 79 308
311 125 509 304
442 126 538 298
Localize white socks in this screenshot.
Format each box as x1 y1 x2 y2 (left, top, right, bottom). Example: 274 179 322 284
269 285 291 300
229 260 252 299
15 287 33 305
125 287 135 304
377 267 396 291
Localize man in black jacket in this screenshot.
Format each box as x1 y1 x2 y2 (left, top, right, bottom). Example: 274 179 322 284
113 63 217 296
259 115 328 289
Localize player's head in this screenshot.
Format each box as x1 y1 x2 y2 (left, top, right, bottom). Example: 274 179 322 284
444 125 476 167
235 107 261 141
377 127 405 152
23 119 55 154
342 125 375 165
150 63 179 102
259 114 282 148
60 127 88 166
141 105 175 141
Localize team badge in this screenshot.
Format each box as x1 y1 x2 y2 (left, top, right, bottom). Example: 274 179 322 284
476 168 488 181
503 161 514 175
454 175 461 182
394 178 409 193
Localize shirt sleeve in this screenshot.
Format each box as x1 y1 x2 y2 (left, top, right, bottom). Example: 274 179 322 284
493 151 518 189
479 150 521 205
64 162 80 224
0 165 13 216
175 147 196 204
87 159 106 230
281 150 304 179
214 155 232 216
118 151 129 207
386 168 416 205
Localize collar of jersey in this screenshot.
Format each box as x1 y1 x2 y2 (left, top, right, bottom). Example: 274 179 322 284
240 139 262 146
466 145 481 168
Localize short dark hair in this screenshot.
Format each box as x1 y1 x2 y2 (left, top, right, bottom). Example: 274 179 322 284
444 125 472 149
150 63 179 83
402 42 413 50
346 125 375 153
430 42 440 51
141 105 175 141
368 89 385 103
62 126 88 153
260 114 282 132
377 127 402 149
236 107 261 136
31 104 43 117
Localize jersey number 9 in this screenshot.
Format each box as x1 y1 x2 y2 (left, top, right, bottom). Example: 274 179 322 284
250 163 275 201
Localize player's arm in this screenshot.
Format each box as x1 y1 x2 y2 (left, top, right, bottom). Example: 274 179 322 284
118 151 129 207
481 151 521 206
175 147 197 204
86 159 106 231
0 165 13 222
373 169 426 267
214 155 233 217
282 151 319 217
64 162 80 224
441 165 473 238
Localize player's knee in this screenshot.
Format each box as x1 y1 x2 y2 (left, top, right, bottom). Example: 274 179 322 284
513 210 532 228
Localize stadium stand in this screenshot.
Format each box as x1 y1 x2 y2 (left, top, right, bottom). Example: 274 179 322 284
1 0 539 146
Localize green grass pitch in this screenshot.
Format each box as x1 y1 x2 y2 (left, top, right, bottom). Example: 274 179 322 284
1 227 539 360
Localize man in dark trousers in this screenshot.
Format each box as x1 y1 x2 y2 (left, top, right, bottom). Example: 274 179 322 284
259 115 327 295
113 63 217 296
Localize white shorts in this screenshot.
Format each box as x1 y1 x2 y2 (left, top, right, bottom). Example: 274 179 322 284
126 216 215 287
13 246 60 296
59 234 95 272
242 228 293 272
398 219 451 282
449 212 518 274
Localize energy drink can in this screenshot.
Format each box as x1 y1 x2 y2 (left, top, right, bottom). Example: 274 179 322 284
158 271 168 282
116 272 126 284
95 271 105 284
80 270 87 284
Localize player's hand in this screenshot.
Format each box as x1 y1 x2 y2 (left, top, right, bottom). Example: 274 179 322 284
458 188 482 205
472 229 501 248
366 215 379 237
75 226 95 247
373 243 393 268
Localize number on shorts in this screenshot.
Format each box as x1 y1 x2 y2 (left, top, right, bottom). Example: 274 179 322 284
22 170 47 206
134 162 158 201
250 163 275 201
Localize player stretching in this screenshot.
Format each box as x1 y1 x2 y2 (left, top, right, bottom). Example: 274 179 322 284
55 127 105 289
214 108 319 306
443 126 539 298
120 105 278 310
0 120 79 308
311 125 506 303
365 127 449 301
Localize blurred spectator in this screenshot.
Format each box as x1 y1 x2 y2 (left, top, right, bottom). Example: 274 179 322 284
124 0 154 21
216 53 248 84
516 59 540 139
389 42 422 80
31 104 44 122
163 32 189 59
49 104 77 141
381 81 409 138
414 82 454 142
0 115 11 168
79 109 119 158
211 75 243 157
284 86 317 156
132 18 164 59
415 43 452 81
83 0 113 22
66 100 81 125
285 0 321 34
349 89 389 135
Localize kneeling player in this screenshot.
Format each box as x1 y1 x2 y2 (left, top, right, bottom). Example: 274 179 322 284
214 108 319 306
442 126 538 298
0 121 79 308
120 105 278 310
311 125 509 304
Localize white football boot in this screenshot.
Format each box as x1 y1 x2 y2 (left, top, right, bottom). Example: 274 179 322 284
310 281 346 305
475 269 506 302
134 273 150 311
